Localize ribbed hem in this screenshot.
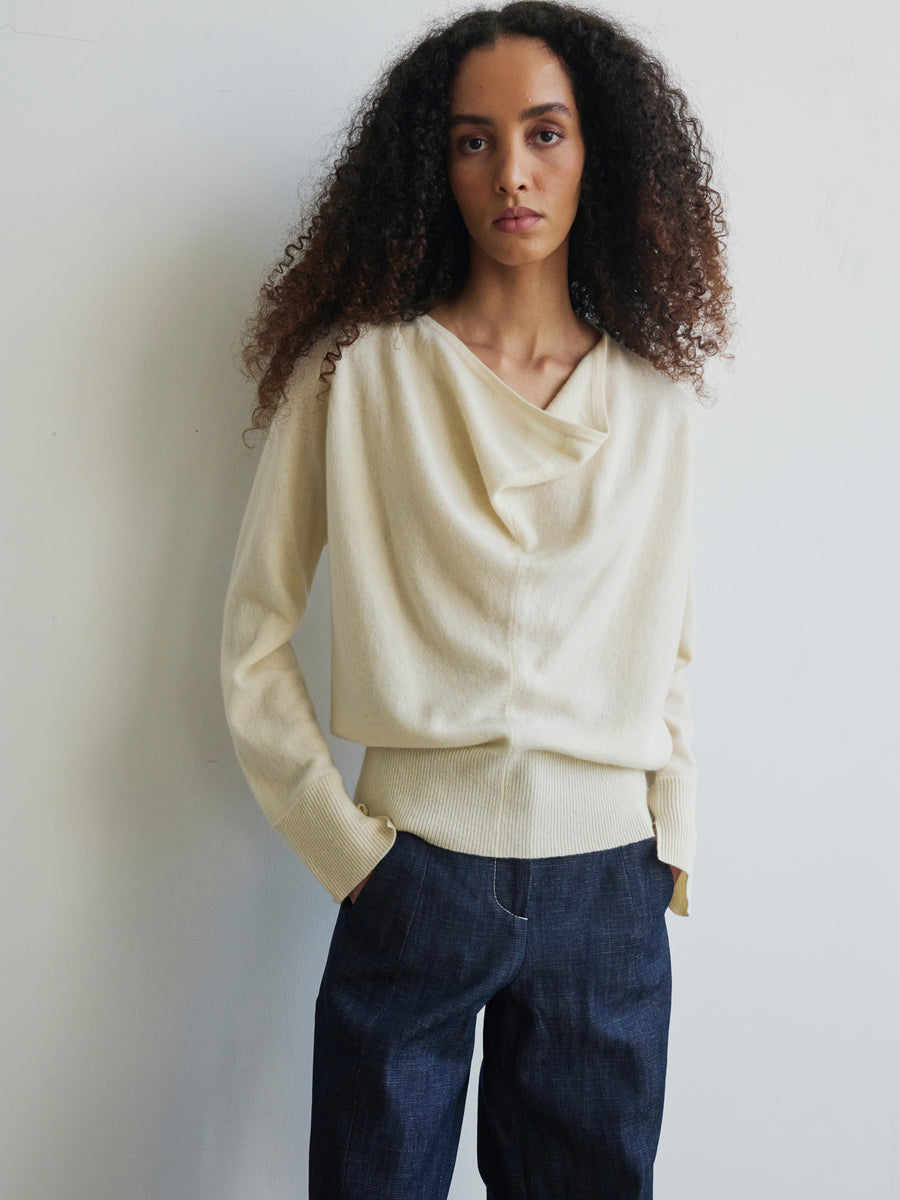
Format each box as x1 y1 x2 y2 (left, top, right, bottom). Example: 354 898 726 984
647 775 696 916
354 744 655 860
272 755 697 914
274 768 397 903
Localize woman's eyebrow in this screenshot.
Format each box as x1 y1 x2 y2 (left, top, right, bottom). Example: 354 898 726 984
448 102 572 128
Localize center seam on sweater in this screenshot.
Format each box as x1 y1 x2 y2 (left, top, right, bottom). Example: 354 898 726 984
493 548 525 859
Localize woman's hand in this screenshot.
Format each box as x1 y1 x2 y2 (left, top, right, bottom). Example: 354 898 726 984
348 871 373 905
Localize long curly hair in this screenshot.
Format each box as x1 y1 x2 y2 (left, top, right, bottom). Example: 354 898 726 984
238 1 735 437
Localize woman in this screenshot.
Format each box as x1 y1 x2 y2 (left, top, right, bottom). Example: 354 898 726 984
221 2 733 1197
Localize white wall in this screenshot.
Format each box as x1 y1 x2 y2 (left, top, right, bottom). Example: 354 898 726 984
2 2 898 1197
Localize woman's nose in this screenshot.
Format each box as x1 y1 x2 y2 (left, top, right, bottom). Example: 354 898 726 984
494 140 530 194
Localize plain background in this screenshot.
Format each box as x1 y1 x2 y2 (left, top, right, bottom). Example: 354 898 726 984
2 1 898 1197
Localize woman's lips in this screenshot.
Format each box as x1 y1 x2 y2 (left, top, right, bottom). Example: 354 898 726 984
493 209 542 233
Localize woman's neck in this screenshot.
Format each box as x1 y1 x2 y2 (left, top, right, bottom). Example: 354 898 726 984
432 245 587 364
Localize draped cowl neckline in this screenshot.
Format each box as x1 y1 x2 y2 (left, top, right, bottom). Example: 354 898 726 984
413 314 612 539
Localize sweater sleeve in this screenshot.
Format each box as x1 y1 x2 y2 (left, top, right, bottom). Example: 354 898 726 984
219 368 397 903
646 553 697 917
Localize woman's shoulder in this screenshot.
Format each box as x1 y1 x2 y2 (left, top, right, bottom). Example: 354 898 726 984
281 319 405 392
605 331 697 422
307 317 424 370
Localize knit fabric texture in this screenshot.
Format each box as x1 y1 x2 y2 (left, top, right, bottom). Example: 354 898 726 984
221 314 699 915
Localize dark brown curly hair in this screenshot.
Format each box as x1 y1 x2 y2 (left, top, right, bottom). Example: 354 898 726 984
238 0 735 438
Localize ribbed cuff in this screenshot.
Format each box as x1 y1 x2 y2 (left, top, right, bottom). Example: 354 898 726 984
647 775 696 917
273 768 398 902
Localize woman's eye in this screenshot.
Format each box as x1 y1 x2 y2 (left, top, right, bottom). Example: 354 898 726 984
456 128 562 154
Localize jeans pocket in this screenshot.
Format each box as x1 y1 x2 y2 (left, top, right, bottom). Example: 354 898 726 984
345 830 406 915
336 833 432 972
621 837 673 921
653 852 675 907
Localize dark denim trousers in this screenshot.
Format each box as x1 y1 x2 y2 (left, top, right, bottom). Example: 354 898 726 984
310 831 673 1199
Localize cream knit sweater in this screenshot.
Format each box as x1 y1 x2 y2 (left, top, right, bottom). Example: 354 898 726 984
221 314 698 916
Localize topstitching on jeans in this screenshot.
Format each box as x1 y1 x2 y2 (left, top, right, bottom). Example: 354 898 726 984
491 856 531 920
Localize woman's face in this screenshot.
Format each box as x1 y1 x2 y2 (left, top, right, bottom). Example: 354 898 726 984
446 35 586 271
